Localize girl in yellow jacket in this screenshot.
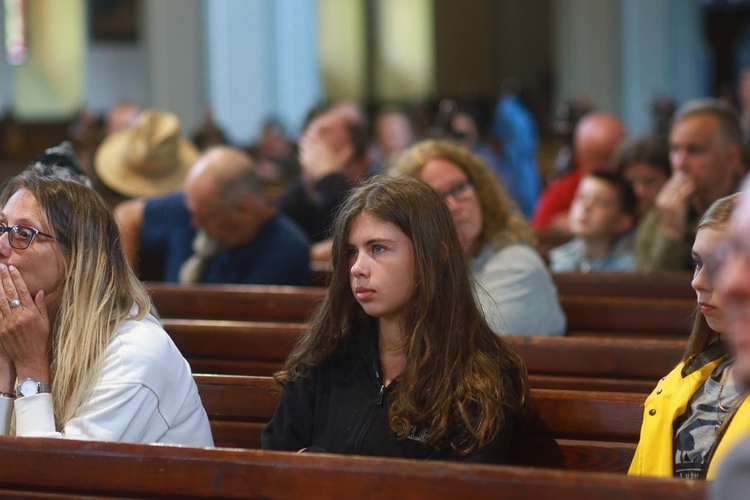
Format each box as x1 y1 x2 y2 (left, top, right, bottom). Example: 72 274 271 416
629 193 750 479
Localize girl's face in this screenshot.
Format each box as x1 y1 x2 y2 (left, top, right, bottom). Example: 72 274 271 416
418 158 483 256
692 225 729 334
347 213 416 327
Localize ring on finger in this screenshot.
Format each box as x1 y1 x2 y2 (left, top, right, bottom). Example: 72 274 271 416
9 299 21 309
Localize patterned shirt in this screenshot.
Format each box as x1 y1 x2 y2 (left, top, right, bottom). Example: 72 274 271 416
673 359 745 478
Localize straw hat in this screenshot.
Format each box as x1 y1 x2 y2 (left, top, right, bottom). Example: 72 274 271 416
94 109 199 198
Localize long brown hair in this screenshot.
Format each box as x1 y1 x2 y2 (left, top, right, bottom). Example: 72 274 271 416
0 170 151 429
388 139 534 250
683 193 741 361
277 175 529 455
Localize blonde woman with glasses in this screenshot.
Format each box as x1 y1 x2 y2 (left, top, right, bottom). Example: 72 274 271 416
0 166 212 445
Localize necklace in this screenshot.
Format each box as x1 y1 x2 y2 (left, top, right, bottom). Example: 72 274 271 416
716 363 736 429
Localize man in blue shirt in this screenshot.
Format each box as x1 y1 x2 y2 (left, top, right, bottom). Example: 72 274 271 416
116 146 311 286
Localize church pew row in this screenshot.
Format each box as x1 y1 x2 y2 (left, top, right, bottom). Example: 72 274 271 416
148 283 325 322
551 271 694 300
311 264 696 300
147 283 696 338
310 258 694 298
0 435 706 499
194 374 648 473
163 319 684 393
560 295 694 338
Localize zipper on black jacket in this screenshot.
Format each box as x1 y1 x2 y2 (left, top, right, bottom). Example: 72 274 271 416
376 383 386 406
352 367 384 453
374 369 385 406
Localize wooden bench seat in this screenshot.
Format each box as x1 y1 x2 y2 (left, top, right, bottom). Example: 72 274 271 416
163 319 682 392
0 435 706 499
195 374 648 472
148 283 695 338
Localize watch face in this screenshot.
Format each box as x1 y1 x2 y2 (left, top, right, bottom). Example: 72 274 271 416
19 379 38 396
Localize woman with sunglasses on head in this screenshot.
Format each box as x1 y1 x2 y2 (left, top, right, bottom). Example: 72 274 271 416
629 193 749 480
390 139 565 336
262 176 529 461
0 166 213 445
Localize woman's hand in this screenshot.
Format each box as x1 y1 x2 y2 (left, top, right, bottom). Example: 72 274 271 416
0 264 51 383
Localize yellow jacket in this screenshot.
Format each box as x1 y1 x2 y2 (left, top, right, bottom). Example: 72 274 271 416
629 354 750 479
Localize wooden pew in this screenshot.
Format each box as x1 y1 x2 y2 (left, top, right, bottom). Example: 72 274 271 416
148 283 695 338
165 319 683 392
0 435 706 499
313 265 696 299
552 271 694 300
164 319 306 377
194 374 648 472
561 295 694 338
511 334 683 392
148 282 324 322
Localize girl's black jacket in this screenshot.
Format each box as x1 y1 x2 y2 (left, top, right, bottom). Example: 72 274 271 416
261 328 514 462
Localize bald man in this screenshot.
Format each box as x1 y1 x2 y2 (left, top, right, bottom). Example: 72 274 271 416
532 112 627 231
116 146 311 285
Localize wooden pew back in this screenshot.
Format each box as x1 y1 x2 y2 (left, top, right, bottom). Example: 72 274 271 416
148 282 325 322
314 265 695 300
561 295 694 337
195 374 647 472
0 436 706 499
510 334 683 392
164 319 683 392
552 271 694 299
148 283 695 338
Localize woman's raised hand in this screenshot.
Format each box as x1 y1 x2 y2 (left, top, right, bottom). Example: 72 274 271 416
0 264 51 383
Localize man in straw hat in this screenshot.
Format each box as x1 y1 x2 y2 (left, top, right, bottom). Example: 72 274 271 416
94 108 199 207
115 146 311 286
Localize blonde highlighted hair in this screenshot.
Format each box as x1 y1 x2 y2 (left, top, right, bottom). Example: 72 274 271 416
388 139 534 249
0 171 151 429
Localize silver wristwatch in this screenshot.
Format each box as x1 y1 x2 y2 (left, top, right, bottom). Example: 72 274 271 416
16 378 51 398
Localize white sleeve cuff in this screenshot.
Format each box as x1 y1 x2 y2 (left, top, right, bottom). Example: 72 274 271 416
14 393 59 437
0 396 12 435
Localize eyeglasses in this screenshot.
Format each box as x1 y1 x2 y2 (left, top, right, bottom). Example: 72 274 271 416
0 223 59 250
438 180 474 201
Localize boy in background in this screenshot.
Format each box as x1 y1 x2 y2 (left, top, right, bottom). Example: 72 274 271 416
549 171 637 272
